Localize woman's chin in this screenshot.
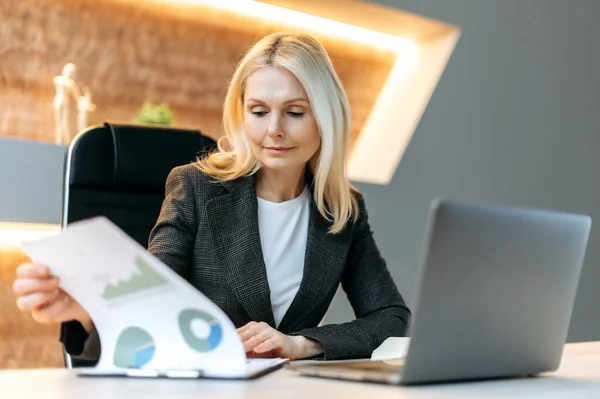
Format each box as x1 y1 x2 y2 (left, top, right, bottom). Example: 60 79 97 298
260 159 305 171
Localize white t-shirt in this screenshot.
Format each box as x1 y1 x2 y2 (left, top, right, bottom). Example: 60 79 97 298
257 186 310 327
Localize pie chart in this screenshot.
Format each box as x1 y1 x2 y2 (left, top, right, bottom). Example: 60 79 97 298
178 309 223 352
113 327 156 368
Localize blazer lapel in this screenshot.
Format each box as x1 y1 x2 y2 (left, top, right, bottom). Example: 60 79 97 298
277 197 348 333
206 175 276 328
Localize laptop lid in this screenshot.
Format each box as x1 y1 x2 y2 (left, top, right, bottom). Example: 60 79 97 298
401 199 591 384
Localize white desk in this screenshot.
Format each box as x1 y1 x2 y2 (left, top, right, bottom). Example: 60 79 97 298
2 342 599 399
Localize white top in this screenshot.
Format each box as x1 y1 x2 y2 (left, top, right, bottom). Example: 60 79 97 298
257 186 310 327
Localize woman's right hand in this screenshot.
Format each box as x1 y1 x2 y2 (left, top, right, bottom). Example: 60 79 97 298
13 263 94 333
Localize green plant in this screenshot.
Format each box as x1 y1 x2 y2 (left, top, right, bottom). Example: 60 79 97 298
134 101 175 126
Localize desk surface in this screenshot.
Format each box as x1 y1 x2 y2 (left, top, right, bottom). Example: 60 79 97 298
2 342 599 399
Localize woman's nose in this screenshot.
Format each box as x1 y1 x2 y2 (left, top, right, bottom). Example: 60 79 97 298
267 114 284 137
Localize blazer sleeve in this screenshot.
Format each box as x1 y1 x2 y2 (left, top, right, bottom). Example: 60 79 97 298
291 194 411 360
59 321 101 364
147 165 197 278
60 166 197 361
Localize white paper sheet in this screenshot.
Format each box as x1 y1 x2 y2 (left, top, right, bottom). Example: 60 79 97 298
371 337 410 361
21 216 285 378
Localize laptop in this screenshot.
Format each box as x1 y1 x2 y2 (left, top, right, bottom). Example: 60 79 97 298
288 199 591 385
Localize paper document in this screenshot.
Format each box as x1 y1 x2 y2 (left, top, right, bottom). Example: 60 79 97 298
21 217 286 378
371 337 410 361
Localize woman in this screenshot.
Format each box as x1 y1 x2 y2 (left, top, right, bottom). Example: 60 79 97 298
13 32 411 361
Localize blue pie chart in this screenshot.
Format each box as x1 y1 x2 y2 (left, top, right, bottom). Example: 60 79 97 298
113 327 155 368
178 309 223 352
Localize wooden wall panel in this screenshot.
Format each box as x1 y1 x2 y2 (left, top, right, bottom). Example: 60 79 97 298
0 247 63 369
0 0 395 145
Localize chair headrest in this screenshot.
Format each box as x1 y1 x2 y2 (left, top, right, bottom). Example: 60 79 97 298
108 123 206 187
68 122 214 189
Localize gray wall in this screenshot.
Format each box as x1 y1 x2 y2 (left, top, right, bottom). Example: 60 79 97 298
0 138 65 224
326 0 600 343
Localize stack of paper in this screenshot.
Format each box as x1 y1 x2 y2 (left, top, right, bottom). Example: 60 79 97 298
22 217 286 379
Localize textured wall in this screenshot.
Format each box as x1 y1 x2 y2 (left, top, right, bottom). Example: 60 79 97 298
0 0 395 144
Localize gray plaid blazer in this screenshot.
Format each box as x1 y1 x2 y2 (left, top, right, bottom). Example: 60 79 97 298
62 164 410 361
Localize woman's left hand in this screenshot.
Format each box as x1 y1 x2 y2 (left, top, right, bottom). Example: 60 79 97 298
237 321 323 360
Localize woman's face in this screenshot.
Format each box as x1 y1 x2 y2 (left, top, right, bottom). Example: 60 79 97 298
243 66 320 173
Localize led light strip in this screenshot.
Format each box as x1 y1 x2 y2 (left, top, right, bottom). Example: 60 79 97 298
0 222 60 246
144 0 417 53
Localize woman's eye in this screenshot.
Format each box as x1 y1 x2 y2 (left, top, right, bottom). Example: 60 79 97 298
252 111 267 117
288 112 304 118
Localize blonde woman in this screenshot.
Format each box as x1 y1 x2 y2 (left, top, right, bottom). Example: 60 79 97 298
13 32 410 361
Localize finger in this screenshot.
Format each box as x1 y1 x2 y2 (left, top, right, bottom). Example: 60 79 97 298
236 321 257 335
243 328 275 352
242 328 268 352
30 309 53 324
13 277 59 295
243 333 263 352
239 322 269 342
253 336 280 354
16 290 61 312
31 294 70 322
16 263 50 279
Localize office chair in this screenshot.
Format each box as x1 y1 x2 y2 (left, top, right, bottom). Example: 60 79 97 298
59 122 216 368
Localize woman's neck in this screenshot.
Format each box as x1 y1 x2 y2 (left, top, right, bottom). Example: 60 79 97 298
255 166 306 202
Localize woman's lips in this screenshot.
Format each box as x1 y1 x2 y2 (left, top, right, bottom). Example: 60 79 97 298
264 146 294 153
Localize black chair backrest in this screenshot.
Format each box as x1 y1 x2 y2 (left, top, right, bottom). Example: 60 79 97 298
60 122 216 368
62 122 216 246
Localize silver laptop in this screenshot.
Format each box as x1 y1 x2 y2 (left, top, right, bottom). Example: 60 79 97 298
288 199 591 385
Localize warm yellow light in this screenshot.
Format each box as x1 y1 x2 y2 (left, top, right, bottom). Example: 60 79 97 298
129 0 457 185
0 222 61 247
158 0 417 53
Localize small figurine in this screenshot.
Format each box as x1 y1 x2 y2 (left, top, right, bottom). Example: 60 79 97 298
53 63 95 145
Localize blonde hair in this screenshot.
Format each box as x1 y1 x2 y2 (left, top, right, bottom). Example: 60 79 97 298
197 32 358 234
